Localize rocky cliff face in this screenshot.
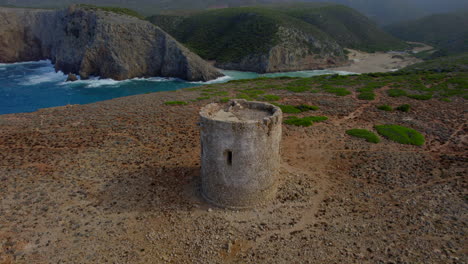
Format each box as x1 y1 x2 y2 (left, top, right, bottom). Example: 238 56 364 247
212 26 347 73
0 6 223 81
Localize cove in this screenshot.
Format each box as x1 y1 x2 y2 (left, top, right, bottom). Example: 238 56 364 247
0 60 354 115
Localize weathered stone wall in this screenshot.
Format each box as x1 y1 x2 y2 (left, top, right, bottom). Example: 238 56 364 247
199 100 282 208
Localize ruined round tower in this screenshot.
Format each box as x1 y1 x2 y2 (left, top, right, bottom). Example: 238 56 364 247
199 99 282 209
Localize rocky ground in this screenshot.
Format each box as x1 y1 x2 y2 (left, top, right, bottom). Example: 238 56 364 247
0 82 466 263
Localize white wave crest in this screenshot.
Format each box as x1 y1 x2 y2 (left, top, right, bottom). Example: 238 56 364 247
59 75 177 88
0 60 50 67
19 67 67 86
189 75 234 84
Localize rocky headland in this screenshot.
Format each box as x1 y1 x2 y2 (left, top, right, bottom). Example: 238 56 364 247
149 4 408 74
0 6 223 81
214 26 347 73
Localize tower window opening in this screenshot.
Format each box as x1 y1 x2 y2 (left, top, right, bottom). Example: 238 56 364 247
226 150 232 166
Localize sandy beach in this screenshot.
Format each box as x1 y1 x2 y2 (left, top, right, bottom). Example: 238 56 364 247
329 43 433 73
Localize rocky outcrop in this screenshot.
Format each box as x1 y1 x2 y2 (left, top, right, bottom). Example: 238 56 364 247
215 26 347 73
0 6 223 81
66 73 78 82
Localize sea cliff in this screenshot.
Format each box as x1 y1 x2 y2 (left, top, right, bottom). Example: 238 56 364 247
0 6 223 81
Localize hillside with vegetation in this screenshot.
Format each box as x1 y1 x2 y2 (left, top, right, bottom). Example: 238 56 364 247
303 0 468 25
148 4 407 72
3 0 467 25
385 11 468 56
402 52 468 73
273 4 408 52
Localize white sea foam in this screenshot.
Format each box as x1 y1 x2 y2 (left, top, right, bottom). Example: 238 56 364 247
59 76 177 88
189 75 234 84
333 70 358 75
19 66 67 86
84 78 122 88
136 77 176 82
0 60 49 67
9 59 358 88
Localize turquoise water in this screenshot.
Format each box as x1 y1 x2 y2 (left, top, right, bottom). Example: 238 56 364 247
0 60 353 115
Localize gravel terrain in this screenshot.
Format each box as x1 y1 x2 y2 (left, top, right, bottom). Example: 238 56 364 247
0 84 466 263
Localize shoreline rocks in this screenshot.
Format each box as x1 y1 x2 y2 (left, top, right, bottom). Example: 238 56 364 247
66 73 78 82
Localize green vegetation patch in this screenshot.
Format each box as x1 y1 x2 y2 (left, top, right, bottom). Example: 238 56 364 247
401 52 468 73
262 94 281 101
407 93 433 100
387 89 407 97
196 96 211 101
282 79 313 93
375 125 425 146
274 103 318 113
321 85 351 96
396 104 411 112
78 4 145 19
284 116 328 127
296 104 319 111
377 105 393 111
346 129 380 143
219 97 232 103
164 101 188 105
236 89 266 100
358 92 376 100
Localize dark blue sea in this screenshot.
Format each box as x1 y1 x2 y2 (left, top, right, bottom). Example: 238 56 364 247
0 60 353 115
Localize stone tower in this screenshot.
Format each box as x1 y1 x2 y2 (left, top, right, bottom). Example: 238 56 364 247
199 99 283 208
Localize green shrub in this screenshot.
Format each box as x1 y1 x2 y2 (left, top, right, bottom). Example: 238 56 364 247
358 92 376 100
284 116 328 127
196 96 211 101
211 91 229 96
284 117 314 127
219 97 231 103
274 104 318 113
322 85 351 96
396 104 411 112
377 105 393 111
262 94 281 101
164 101 188 105
296 104 319 111
237 89 265 100
375 124 425 146
387 89 407 97
236 94 253 100
304 116 328 122
275 104 302 113
346 129 380 143
407 93 433 100
283 85 309 93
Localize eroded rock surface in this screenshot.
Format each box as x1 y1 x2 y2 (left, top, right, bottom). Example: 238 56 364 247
216 26 347 73
0 6 223 81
